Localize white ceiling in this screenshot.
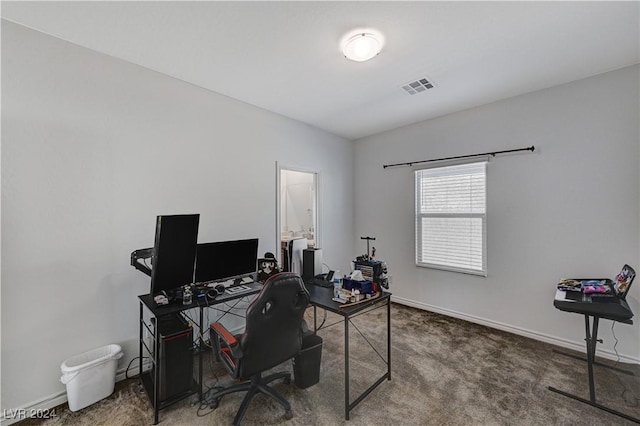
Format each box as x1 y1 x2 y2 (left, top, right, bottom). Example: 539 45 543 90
2 1 639 140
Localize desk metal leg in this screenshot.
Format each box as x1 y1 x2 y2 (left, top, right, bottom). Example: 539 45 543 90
344 315 350 420
313 305 318 332
548 315 640 424
551 349 635 376
346 299 392 421
138 301 160 425
138 302 144 384
312 297 392 421
585 316 598 402
387 298 391 381
152 317 160 425
198 307 204 400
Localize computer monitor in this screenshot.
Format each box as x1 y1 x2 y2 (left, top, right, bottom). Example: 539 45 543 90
149 214 200 296
195 238 259 283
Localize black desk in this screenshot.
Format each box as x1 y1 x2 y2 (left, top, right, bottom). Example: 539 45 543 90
138 282 262 424
550 290 637 423
305 283 392 420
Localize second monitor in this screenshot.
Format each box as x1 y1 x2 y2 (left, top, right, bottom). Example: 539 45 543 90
195 238 259 283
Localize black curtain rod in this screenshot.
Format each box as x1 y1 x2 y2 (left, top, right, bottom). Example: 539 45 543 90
382 145 535 169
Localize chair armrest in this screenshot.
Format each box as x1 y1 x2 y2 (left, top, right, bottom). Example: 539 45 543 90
211 322 237 345
210 322 243 359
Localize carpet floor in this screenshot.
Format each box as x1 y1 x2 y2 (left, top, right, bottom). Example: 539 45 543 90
18 303 640 425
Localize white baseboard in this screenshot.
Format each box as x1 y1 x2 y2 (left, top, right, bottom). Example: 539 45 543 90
0 358 151 426
391 296 640 365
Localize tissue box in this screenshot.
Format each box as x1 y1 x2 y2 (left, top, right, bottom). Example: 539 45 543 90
342 278 373 294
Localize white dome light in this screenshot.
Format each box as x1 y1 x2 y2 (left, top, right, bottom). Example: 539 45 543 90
342 32 382 62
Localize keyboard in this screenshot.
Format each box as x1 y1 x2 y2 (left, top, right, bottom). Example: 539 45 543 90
203 276 254 288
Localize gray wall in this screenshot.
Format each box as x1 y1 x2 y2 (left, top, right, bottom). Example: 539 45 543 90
353 65 640 362
1 21 354 411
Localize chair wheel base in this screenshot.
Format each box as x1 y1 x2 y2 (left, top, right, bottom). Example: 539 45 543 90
285 409 293 420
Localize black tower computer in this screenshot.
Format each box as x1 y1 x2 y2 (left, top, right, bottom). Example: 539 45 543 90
303 248 323 281
152 313 194 401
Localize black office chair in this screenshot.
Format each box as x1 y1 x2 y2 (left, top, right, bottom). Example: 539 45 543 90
209 272 310 425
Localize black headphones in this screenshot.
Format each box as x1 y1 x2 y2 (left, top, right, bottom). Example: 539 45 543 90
206 284 226 300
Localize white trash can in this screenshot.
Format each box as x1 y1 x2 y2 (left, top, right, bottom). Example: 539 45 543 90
60 344 123 411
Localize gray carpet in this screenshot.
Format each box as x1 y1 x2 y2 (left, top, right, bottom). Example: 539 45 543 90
19 303 640 425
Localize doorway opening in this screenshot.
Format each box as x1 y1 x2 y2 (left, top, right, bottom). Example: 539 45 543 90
276 164 319 273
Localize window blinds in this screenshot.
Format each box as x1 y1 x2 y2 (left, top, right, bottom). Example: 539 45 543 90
415 161 487 276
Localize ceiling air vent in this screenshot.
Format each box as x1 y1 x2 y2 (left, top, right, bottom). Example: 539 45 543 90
401 77 435 95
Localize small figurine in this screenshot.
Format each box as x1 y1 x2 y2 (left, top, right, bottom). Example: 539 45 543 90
257 252 280 282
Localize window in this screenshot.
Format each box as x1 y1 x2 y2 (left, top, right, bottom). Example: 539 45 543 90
415 161 486 276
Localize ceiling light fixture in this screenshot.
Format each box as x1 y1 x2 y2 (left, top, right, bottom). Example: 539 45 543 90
341 31 383 62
